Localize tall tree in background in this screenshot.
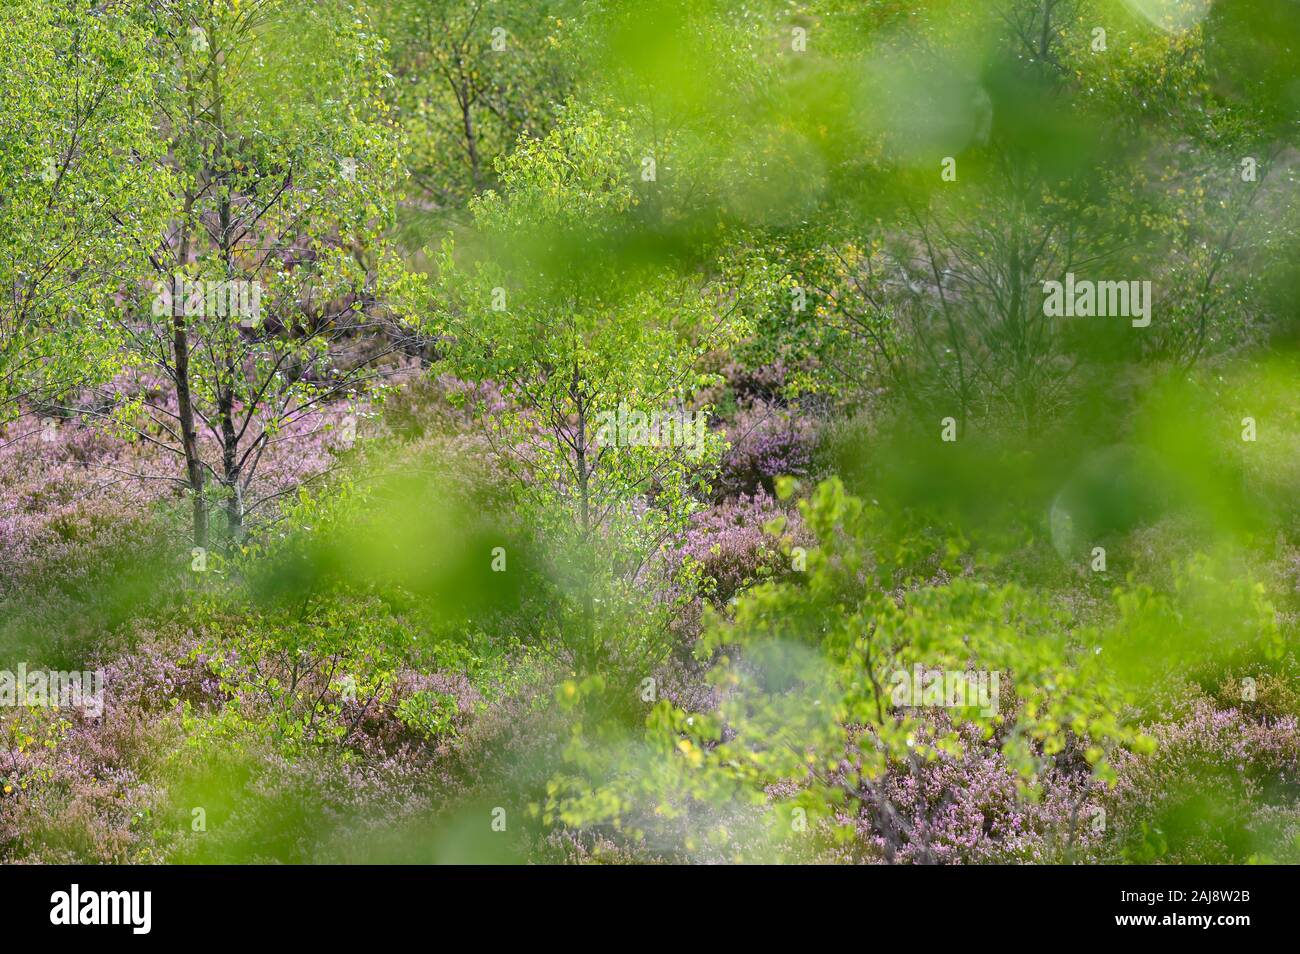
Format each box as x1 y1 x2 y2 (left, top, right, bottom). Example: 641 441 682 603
0 0 167 425
415 108 744 676
379 0 575 235
91 0 404 549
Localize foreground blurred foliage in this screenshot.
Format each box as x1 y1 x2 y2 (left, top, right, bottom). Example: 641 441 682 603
2 0 1299 864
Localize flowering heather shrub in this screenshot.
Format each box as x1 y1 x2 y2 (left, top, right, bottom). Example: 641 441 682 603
1106 698 1300 863
0 641 205 863
340 668 483 758
649 651 720 719
544 479 1142 863
0 417 182 667
716 400 816 499
6 366 1291 868
100 639 231 716
0 416 171 590
719 359 791 407
567 708 1104 865
0 630 485 863
0 401 356 675
675 490 812 603
0 373 472 861
696 358 824 413
840 718 1103 865
1 374 356 584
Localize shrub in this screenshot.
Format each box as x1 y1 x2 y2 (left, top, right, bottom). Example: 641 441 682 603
674 490 812 603
715 400 816 499
1106 697 1300 864
541 478 1139 861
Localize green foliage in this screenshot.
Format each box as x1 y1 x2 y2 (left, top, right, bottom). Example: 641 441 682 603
5 0 1300 869
399 106 749 677
544 477 1142 857
106 0 407 544
0 0 169 417
1102 554 1285 701
379 0 578 225
395 689 462 741
180 594 406 752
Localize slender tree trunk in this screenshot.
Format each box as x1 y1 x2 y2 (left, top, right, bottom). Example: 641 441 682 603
210 31 242 547
174 315 207 549
218 386 243 544
455 64 484 192
572 371 598 666
226 480 244 543
1038 0 1056 62
174 194 207 549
